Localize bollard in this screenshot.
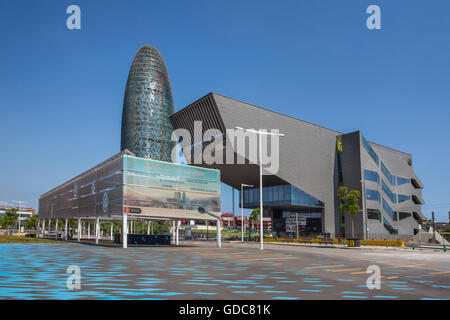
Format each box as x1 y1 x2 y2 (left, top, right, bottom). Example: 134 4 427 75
444 244 447 253
412 243 415 250
363 240 366 246
385 241 388 247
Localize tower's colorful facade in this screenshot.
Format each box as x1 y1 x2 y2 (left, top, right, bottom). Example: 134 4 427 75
121 46 174 161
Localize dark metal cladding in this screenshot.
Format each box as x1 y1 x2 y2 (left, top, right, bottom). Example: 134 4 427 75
121 46 174 161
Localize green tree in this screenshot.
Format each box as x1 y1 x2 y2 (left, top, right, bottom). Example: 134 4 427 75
338 186 361 238
0 209 19 235
24 215 38 230
249 208 260 238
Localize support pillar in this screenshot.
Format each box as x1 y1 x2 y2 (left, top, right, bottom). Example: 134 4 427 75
110 222 114 241
77 218 81 242
216 218 222 248
36 219 40 239
42 219 45 237
122 214 128 249
172 220 176 245
55 218 59 239
175 220 179 246
64 218 68 241
87 222 91 239
95 216 100 245
47 219 51 238
147 221 150 235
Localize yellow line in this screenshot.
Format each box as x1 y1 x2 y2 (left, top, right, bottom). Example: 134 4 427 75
386 276 398 279
350 271 369 275
393 264 426 268
329 268 361 273
428 270 450 275
304 264 345 269
239 257 298 262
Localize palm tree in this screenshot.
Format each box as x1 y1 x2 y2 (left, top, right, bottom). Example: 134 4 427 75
338 186 361 238
249 208 260 238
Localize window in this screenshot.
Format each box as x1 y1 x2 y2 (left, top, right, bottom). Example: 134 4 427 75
367 209 381 220
381 162 396 185
398 195 411 203
397 177 410 186
382 198 396 220
366 189 380 202
364 169 379 184
383 217 398 235
382 180 396 203
399 212 412 220
362 136 379 165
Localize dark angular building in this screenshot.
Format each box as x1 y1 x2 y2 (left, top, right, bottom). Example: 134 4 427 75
121 46 174 161
170 92 426 240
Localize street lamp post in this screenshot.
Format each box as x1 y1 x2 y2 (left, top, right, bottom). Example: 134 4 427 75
235 127 285 251
241 183 254 242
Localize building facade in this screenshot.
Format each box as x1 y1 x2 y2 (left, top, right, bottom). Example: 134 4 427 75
170 92 425 239
121 46 175 161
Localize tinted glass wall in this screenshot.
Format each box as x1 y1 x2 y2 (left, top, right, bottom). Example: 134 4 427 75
241 184 324 208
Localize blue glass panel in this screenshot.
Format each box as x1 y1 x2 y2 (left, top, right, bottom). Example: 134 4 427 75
364 169 379 184
397 177 410 185
398 195 411 203
366 189 380 202
362 136 379 165
382 180 396 203
382 198 396 220
381 162 396 185
290 185 324 207
383 217 398 235
241 184 323 208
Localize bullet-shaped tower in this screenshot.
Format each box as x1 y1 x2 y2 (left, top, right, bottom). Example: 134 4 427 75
121 46 174 161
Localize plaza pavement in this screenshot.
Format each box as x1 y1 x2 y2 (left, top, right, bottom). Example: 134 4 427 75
0 240 448 300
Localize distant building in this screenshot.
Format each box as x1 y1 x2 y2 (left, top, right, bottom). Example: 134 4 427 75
0 206 35 221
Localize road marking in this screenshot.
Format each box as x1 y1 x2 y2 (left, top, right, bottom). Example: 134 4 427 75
304 264 345 269
350 271 369 275
393 264 426 268
386 276 399 279
427 270 450 275
329 268 361 273
239 257 297 262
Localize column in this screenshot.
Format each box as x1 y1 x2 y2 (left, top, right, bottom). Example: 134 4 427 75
122 214 128 249
172 220 176 244
110 222 114 241
95 216 100 245
55 218 59 239
147 221 150 235
47 219 51 238
42 219 45 237
64 218 68 240
216 218 222 248
87 221 91 239
36 219 40 239
77 218 81 242
175 220 179 246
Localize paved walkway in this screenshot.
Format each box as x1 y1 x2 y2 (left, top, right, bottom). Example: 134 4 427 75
0 241 448 300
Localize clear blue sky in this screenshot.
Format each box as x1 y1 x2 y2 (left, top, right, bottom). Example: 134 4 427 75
0 0 449 221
